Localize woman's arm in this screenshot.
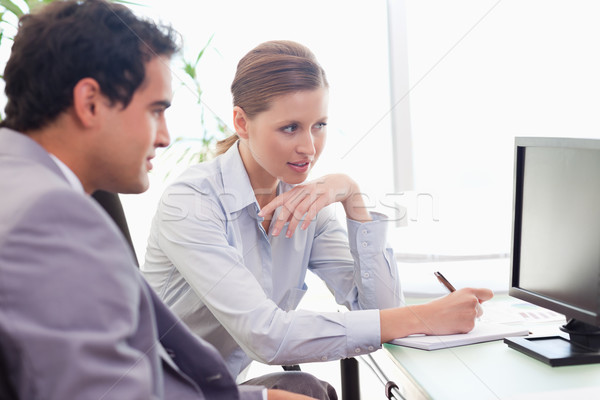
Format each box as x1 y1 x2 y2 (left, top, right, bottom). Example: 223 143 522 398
308 207 402 311
147 181 382 365
258 175 494 344
380 288 494 342
260 174 402 311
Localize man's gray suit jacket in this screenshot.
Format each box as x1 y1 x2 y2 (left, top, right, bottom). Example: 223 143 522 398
0 128 263 399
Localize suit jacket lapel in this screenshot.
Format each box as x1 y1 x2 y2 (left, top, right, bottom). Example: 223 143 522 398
142 280 240 400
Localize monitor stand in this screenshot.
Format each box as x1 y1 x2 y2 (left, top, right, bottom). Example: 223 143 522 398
504 319 600 367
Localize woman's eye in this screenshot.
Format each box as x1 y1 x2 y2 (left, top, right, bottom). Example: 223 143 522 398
312 122 327 131
282 124 298 133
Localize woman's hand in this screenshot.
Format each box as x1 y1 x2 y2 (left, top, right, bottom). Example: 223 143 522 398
380 288 494 342
258 174 371 238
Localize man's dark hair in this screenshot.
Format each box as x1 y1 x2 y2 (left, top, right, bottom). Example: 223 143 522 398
1 0 180 132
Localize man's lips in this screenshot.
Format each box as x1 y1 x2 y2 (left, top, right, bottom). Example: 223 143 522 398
146 156 155 171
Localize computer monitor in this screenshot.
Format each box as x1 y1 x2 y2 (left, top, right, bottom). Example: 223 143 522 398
504 137 600 366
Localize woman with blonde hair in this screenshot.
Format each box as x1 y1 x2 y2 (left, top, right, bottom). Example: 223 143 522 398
142 40 492 399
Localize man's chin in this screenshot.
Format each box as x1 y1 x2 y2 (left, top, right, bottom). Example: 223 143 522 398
127 181 150 194
104 178 150 195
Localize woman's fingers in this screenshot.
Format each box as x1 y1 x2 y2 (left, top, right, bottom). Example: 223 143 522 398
259 174 355 237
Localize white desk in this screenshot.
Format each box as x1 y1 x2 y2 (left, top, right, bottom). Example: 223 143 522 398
383 297 600 399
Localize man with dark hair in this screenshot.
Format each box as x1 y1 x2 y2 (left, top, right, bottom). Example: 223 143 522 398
0 1 312 399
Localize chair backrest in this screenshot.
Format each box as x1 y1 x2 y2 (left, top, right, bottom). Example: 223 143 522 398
91 190 138 267
0 348 17 400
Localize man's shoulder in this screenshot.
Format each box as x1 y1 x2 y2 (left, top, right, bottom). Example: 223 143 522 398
0 183 132 262
0 147 70 204
0 158 75 229
0 158 135 273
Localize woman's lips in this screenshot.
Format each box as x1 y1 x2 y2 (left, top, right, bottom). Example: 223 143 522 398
287 161 310 173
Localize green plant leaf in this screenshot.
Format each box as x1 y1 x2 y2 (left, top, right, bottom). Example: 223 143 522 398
0 0 27 18
176 147 191 164
194 33 214 67
183 62 196 80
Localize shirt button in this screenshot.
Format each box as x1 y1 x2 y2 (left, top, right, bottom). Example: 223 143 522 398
361 242 368 248
362 229 368 235
363 272 370 278
368 346 374 351
355 348 361 354
321 356 328 361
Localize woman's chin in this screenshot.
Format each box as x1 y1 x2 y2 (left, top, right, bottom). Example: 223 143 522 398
280 175 309 186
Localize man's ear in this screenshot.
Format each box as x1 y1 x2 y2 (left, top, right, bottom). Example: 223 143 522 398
233 106 250 139
72 78 102 128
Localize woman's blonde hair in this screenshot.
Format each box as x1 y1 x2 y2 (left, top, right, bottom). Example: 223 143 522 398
216 40 328 155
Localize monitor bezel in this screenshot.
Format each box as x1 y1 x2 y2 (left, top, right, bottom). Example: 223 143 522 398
509 136 600 327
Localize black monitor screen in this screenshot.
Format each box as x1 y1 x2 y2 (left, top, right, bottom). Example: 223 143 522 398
518 145 600 318
507 137 600 366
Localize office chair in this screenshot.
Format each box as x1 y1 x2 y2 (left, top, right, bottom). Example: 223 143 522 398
0 349 17 400
91 190 361 400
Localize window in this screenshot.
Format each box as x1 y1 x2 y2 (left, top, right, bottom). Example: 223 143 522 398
393 0 600 257
389 0 600 294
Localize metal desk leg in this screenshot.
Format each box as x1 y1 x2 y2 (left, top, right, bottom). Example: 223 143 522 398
340 357 360 400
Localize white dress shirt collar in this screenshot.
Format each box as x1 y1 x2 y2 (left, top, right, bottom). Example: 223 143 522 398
48 153 85 194
219 140 292 214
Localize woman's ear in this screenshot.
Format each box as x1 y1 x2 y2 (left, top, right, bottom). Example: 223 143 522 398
72 78 102 128
233 106 250 139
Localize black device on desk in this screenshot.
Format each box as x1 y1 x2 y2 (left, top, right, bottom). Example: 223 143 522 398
505 137 600 366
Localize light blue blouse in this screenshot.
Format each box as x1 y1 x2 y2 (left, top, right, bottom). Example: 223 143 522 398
142 141 403 379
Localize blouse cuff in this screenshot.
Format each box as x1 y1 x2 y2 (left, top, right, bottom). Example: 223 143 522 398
347 212 389 254
343 309 382 356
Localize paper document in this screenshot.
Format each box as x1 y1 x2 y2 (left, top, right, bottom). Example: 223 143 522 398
389 322 529 350
481 300 565 325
